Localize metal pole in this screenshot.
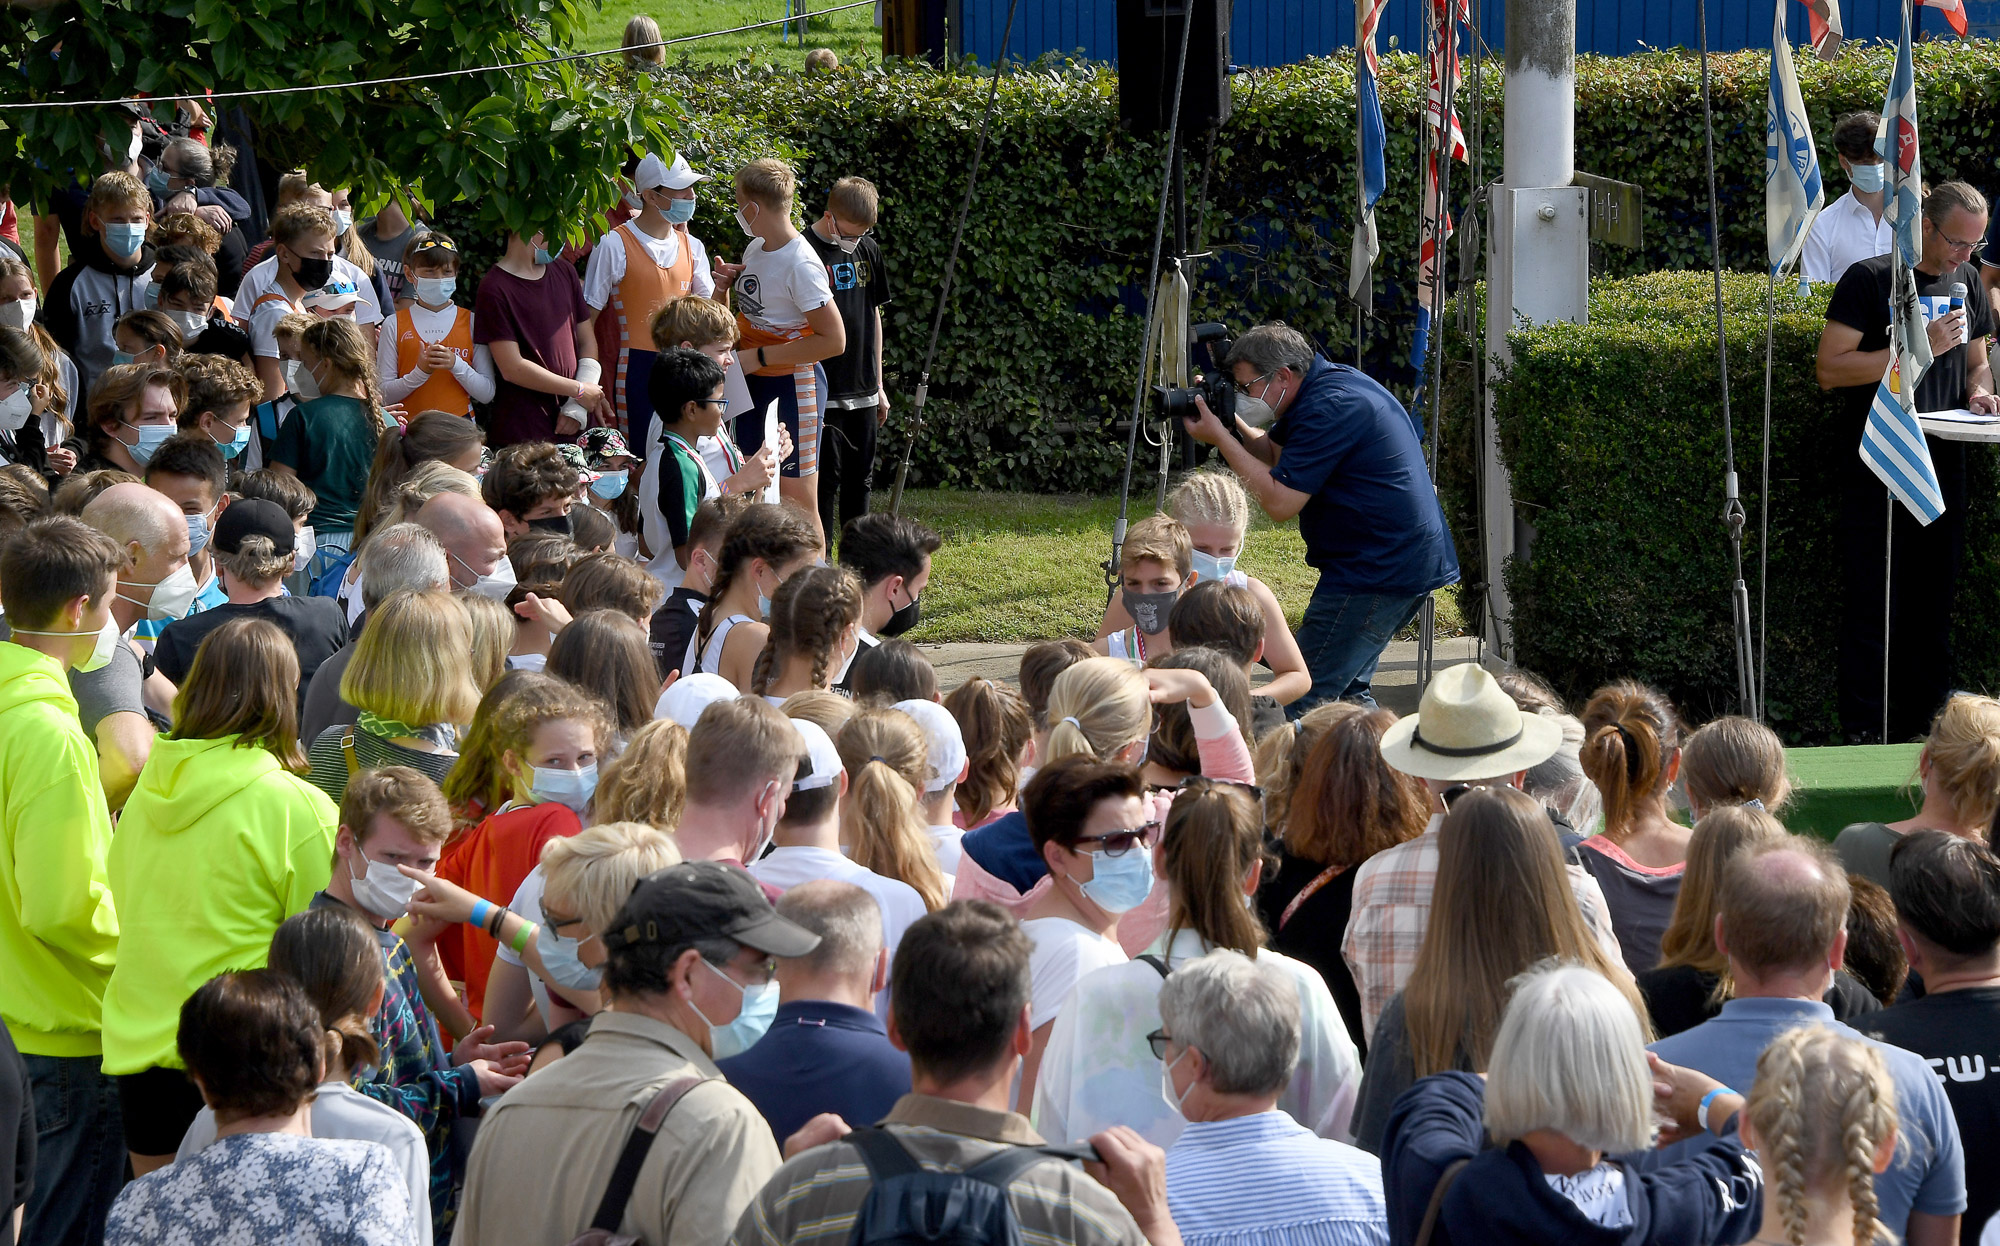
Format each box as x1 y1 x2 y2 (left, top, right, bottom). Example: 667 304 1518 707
1883 489 1893 744
1759 271 1775 722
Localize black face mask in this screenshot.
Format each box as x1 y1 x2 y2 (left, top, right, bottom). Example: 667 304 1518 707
526 513 573 537
293 255 334 290
880 592 922 638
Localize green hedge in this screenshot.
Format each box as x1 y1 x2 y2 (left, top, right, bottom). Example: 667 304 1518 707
1437 271 2000 743
640 43 2000 491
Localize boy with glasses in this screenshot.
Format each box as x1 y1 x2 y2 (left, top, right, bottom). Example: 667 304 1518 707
641 347 732 591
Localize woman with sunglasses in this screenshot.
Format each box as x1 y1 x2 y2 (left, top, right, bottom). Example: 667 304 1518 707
1031 778 1364 1149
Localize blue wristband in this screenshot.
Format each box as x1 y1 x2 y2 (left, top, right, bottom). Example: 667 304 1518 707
1697 1086 1736 1132
469 899 493 930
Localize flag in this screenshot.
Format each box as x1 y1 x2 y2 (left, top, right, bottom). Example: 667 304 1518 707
1861 353 1945 523
1918 0 1967 36
1805 0 1844 58
1875 4 1922 270
1411 0 1468 372
1766 0 1824 277
1347 0 1388 312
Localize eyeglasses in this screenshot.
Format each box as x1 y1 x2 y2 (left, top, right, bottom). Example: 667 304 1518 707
733 957 779 987
538 898 590 938
1231 370 1275 396
1937 226 1987 255
1146 1029 1174 1060
694 398 729 409
1073 822 1161 857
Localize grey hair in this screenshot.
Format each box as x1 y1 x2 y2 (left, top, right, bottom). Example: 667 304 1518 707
359 523 449 610
1157 948 1300 1097
776 880 882 979
1224 323 1315 380
1924 180 1988 227
1484 962 1653 1154
163 137 215 187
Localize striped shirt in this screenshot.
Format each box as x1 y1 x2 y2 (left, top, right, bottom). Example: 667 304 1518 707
728 1093 1148 1246
1165 1112 1387 1246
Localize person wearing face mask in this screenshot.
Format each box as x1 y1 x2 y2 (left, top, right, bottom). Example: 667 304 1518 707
141 137 252 296
686 500 823 688
326 188 396 315
242 203 343 402
99 616 337 1180
173 353 263 471
352 197 429 305
802 177 894 542
577 424 644 558
650 293 789 495
481 439 581 543
452 858 816 1246
1095 514 1190 665
415 489 512 598
433 681 608 1020
0 325 72 484
73 360 183 476
672 697 803 890
136 437 233 644
831 510 938 690
46 170 156 396
954 657 1253 961
474 229 605 448
148 254 226 345
0 256 83 461
582 153 715 453
0 517 127 1246
748 563 864 704
1801 112 1895 288
309 766 529 1238
376 233 495 417
1179 322 1459 716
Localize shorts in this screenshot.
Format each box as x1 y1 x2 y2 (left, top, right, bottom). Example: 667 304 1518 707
117 1065 208 1156
737 364 827 479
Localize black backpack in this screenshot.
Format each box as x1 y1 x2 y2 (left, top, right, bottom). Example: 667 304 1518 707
844 1126 1095 1245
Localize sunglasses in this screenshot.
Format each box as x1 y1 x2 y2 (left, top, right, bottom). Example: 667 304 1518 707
1146 1028 1174 1060
1072 822 1161 857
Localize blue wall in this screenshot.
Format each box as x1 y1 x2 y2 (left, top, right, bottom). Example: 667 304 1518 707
959 0 1980 66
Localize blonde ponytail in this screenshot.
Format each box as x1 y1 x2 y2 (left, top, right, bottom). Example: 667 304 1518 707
837 709 948 910
1043 657 1150 764
1924 693 2000 835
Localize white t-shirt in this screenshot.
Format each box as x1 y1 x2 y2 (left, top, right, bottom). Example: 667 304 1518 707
1021 916 1127 1031
235 254 384 327
581 221 715 309
495 867 556 1028
735 234 833 334
374 302 496 404
247 292 301 360
507 653 548 673
177 1081 432 1246
749 844 927 957
928 825 964 878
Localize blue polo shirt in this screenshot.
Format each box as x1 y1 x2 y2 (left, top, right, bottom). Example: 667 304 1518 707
1648 996 1965 1233
717 999 912 1145
1267 357 1459 594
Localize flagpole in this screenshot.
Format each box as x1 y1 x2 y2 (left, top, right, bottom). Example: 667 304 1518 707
1760 269 1774 723
1883 489 1893 744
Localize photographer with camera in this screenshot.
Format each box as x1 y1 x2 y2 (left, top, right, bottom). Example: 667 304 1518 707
1178 322 1457 714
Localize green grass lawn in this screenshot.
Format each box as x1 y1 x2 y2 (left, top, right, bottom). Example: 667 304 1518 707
887 488 1465 645
579 0 882 68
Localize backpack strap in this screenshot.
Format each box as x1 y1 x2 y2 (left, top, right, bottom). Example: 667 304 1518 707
340 730 359 778
587 1076 710 1233
1413 1157 1472 1246
846 1126 925 1181
962 1138 1099 1191
1137 954 1170 978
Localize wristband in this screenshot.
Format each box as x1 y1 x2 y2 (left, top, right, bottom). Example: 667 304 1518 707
469 899 493 930
508 920 537 956
486 905 510 938
756 346 766 369
1698 1086 1736 1133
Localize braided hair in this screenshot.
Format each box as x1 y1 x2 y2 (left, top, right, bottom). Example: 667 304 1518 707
692 503 820 666
750 564 863 697
1745 1025 1897 1246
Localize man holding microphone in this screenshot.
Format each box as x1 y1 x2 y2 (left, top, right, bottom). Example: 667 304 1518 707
1817 181 1999 741
1180 322 1458 714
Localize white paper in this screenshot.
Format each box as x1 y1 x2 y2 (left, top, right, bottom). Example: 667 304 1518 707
1922 408 2000 424
762 398 782 504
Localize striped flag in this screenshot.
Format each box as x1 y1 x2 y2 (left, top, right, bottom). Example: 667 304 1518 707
1410 0 1469 372
1805 0 1844 58
1874 4 1922 271
1862 354 1945 523
1766 0 1824 278
1347 0 1388 312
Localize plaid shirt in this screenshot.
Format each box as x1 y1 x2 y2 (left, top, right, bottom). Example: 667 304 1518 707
1341 822 1622 1043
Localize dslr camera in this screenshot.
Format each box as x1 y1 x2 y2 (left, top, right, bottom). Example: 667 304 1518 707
1151 323 1236 423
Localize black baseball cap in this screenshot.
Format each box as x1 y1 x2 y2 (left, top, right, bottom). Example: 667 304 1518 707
212 498 296 556
602 860 820 958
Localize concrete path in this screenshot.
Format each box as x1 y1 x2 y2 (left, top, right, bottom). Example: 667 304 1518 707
918 635 1487 716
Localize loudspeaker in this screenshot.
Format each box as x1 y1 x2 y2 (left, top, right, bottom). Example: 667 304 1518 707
1117 0 1232 135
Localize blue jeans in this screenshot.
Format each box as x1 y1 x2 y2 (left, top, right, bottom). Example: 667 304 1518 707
1290 580 1429 715
22 1053 124 1246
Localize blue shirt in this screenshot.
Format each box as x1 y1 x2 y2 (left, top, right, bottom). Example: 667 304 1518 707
1166 1111 1387 1246
1267 357 1459 593
1648 996 1966 1231
959 810 1042 893
717 999 912 1145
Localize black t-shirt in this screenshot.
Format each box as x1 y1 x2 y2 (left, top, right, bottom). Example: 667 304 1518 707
1825 253 1995 423
1635 962 1881 1039
1857 986 2000 1240
802 226 892 404
1258 850 1367 1058
650 586 706 681
154 596 349 712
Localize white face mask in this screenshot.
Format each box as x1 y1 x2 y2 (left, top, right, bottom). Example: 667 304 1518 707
294 526 317 574
12 614 120 672
0 296 34 332
455 551 515 601
286 358 321 402
1160 1048 1194 1118
348 848 423 920
0 384 33 433
735 205 760 239
165 308 208 338
119 562 200 621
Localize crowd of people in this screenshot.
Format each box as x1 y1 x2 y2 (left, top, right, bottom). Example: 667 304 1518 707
4 110 2000 1246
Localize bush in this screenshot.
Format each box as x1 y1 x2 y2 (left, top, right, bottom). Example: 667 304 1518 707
1439 271 2000 743
652 43 2000 492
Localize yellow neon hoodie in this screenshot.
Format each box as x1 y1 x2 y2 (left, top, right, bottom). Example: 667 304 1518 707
102 733 337 1075
0 641 118 1057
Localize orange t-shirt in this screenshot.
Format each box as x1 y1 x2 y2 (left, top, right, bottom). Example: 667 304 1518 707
435 801 583 1021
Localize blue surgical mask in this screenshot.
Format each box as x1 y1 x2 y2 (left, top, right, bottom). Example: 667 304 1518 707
141 282 160 310
415 276 456 305
589 470 628 500
531 761 598 812
693 958 779 1058
1190 549 1237 583
1849 161 1887 193
212 421 251 460
145 166 172 195
331 209 353 236
1071 844 1154 914
533 245 554 265
111 350 136 368
663 197 698 225
123 420 174 467
103 222 147 257
536 925 604 991
756 590 772 620
186 504 217 557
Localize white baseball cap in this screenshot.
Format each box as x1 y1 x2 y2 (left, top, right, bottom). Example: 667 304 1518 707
895 699 968 793
789 718 844 791
654 672 738 727
634 152 705 193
